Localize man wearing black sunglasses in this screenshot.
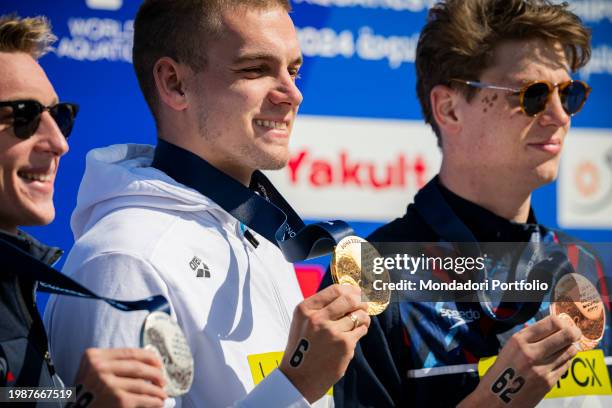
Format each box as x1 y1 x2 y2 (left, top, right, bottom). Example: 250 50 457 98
0 15 169 407
0 100 78 140
328 0 611 407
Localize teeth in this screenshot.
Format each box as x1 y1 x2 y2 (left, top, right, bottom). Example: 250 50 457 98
255 119 287 130
19 172 52 182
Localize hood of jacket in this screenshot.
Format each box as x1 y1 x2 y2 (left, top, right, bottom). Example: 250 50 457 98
71 143 222 240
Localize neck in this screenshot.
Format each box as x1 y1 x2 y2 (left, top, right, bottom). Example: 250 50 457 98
157 135 253 187
439 162 532 223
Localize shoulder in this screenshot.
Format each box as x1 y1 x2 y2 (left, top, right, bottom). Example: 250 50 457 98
71 204 234 271
367 204 437 243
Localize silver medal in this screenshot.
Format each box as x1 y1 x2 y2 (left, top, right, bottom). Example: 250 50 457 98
141 311 194 397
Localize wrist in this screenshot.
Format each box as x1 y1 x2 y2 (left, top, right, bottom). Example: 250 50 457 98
278 364 318 403
458 383 504 408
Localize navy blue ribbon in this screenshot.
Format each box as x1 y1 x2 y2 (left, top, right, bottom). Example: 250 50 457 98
0 238 170 314
414 178 570 330
151 139 354 262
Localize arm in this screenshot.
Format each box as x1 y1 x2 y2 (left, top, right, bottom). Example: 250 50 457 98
235 284 372 407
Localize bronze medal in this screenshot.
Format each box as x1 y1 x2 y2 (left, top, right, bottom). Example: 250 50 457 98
550 273 605 351
331 236 390 315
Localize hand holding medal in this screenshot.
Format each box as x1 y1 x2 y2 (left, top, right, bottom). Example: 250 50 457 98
279 283 371 403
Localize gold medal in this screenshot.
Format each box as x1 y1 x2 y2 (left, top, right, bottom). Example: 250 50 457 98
331 236 390 315
550 273 605 351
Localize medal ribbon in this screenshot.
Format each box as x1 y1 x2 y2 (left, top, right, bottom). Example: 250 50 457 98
151 139 354 262
414 178 571 330
0 238 170 314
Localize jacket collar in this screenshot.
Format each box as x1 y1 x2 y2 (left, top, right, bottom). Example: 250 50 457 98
0 229 63 266
436 178 539 242
414 176 540 243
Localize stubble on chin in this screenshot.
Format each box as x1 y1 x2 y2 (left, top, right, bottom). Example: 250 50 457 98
240 144 290 172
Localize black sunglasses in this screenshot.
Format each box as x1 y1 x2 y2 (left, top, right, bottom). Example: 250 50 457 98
451 79 591 117
0 99 79 139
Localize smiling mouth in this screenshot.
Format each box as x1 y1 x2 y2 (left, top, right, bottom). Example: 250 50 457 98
254 119 288 130
17 170 53 182
529 137 561 146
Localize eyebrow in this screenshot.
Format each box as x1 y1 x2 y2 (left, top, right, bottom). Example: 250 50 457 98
231 52 303 66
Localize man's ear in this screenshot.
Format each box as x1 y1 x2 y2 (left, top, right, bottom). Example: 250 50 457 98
153 57 189 111
430 84 462 136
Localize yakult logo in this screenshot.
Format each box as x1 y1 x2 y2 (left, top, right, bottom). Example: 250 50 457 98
264 116 441 221
287 149 428 190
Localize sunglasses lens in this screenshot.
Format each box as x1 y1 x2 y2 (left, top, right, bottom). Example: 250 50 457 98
50 103 77 138
522 82 550 116
13 101 42 139
561 81 588 115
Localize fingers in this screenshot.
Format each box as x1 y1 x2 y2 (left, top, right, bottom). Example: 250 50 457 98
303 283 369 333
337 310 370 332
550 355 573 380
89 348 164 368
548 344 578 371
320 289 368 321
103 360 166 388
345 314 371 343
302 284 361 310
76 348 168 408
520 314 580 344
535 323 581 359
349 323 370 342
109 377 168 401
132 395 166 408
542 346 578 390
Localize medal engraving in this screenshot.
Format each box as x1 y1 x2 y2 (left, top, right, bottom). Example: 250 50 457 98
141 311 194 396
550 273 605 351
331 236 390 315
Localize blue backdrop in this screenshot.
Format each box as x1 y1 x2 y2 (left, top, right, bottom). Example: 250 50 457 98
2 0 611 309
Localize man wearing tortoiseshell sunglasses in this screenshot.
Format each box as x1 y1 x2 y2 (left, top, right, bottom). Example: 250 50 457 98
324 0 612 407
0 15 170 407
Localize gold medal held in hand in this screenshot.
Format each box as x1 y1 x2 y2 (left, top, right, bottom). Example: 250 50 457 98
550 273 605 351
331 236 390 315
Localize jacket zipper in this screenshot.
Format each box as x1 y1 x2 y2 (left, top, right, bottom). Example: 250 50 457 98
240 228 291 331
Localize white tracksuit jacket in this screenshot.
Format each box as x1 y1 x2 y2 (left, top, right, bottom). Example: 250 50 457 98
44 144 331 407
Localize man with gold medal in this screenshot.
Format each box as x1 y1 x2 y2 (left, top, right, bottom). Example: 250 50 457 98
45 1 375 406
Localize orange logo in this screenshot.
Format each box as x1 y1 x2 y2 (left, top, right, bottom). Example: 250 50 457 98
574 161 599 198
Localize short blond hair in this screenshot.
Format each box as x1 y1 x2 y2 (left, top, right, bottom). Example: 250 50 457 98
0 14 56 59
